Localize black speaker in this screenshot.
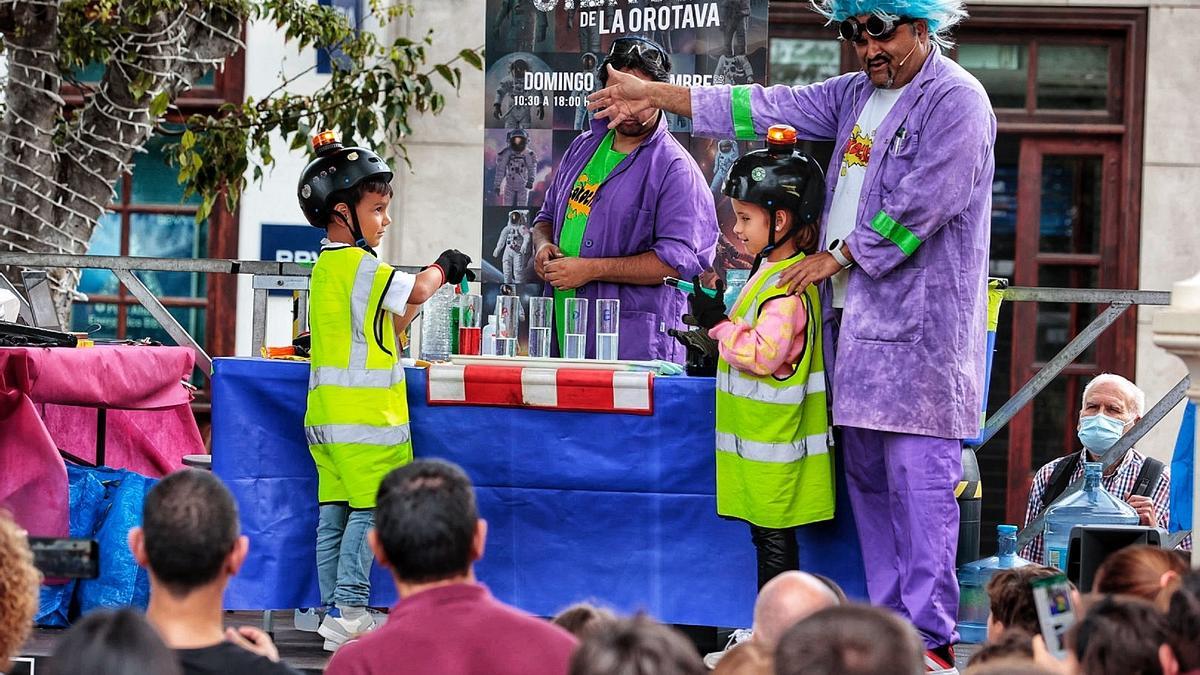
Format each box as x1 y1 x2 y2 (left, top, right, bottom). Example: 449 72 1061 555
1066 524 1166 592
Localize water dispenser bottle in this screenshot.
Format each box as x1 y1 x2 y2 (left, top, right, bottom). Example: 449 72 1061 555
1043 461 1139 571
956 524 1032 644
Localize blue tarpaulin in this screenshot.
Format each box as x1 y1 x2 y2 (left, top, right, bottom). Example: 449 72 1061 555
36 465 155 626
1171 402 1195 532
211 357 868 627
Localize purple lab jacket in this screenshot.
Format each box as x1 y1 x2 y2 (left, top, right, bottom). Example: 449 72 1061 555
691 50 996 439
535 114 717 363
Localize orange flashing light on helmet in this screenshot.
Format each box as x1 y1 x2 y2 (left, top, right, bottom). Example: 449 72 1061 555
766 125 798 146
312 130 338 151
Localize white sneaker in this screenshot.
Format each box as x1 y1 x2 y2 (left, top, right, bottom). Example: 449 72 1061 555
318 612 377 652
702 628 753 669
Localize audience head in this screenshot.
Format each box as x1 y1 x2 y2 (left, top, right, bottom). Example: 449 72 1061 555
966 662 1060 675
0 511 40 667
129 469 247 598
1093 545 1188 608
569 615 704 675
751 571 840 651
49 608 182 675
1068 594 1177 675
553 602 618 640
373 459 484 584
985 565 1061 639
812 573 848 605
965 629 1034 670
775 605 923 675
1166 571 1200 672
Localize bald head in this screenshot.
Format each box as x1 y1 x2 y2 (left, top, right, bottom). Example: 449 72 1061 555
752 572 840 651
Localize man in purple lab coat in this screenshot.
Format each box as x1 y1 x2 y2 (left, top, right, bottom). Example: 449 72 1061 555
532 36 717 364
588 0 993 668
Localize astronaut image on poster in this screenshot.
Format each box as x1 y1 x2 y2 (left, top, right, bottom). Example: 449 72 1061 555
493 129 539 206
494 56 548 129
492 0 555 53
493 209 534 283
573 52 598 130
709 139 739 193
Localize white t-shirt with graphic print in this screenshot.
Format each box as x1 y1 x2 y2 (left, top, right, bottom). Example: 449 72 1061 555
824 85 907 308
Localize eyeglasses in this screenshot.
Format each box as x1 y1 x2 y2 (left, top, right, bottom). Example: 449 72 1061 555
608 36 669 69
837 15 915 44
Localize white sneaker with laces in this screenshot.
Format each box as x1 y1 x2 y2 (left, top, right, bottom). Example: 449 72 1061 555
702 628 753 669
318 611 377 652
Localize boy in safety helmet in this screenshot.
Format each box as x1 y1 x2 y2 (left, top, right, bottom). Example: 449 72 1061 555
297 131 474 651
685 125 833 591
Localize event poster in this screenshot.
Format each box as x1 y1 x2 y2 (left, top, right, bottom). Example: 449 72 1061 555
481 0 770 344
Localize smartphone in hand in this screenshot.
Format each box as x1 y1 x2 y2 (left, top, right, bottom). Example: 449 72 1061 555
1032 574 1076 660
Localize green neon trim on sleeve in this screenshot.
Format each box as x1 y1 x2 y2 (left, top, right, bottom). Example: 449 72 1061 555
731 86 756 140
870 210 921 256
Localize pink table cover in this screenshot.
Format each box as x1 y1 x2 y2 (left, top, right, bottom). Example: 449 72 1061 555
0 346 203 536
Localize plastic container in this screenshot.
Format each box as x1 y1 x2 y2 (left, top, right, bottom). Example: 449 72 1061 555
496 295 520 357
528 297 553 358
724 269 750 309
956 524 1032 644
419 284 456 361
1043 461 1139 571
596 298 620 361
482 315 497 357
457 293 482 355
563 297 588 359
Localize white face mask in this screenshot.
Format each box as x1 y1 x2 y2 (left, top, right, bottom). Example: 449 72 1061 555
1077 413 1130 452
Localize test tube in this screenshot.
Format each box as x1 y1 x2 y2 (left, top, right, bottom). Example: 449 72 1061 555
457 294 483 355
595 299 620 361
495 295 520 357
563 297 588 360
528 297 553 359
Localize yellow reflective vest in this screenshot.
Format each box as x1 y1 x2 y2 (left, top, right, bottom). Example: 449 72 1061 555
715 253 834 529
304 245 413 509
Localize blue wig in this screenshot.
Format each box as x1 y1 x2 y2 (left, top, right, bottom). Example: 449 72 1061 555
810 0 968 51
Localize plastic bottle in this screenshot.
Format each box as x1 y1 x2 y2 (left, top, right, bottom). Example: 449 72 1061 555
482 314 497 357
724 269 750 310
419 285 455 361
1043 461 1139 571
956 524 1032 644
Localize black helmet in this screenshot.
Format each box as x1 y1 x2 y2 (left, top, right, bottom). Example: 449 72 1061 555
722 125 825 272
722 125 824 227
298 130 393 229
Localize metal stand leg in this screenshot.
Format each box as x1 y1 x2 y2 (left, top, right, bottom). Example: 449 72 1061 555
262 609 274 637
96 408 107 467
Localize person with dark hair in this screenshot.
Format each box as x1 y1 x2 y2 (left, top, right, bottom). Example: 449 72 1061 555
1061 595 1180 675
0 511 39 672
775 605 924 675
128 469 300 675
1093 545 1188 609
553 602 617 640
298 131 474 650
49 608 182 675
1165 571 1200 673
964 629 1034 670
984 565 1061 640
325 459 576 675
569 615 704 675
532 36 717 363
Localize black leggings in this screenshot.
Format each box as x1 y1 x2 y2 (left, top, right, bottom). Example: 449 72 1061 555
750 525 798 590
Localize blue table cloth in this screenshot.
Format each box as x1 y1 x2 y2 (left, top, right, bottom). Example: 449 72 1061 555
210 357 867 626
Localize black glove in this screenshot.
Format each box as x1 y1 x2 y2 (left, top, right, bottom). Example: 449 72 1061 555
430 249 476 285
668 325 718 361
686 275 727 330
493 103 502 120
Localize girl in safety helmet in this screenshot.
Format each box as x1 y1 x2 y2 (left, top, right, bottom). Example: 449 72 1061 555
685 125 834 590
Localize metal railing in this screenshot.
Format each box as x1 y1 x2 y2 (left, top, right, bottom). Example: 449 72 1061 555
1 252 1192 547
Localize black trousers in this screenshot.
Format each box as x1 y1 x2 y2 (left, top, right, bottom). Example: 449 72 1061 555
750 525 798 590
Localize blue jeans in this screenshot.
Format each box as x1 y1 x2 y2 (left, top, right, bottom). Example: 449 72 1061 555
316 504 375 608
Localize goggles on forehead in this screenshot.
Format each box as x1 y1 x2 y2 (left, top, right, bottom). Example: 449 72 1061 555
608 36 669 69
837 15 915 44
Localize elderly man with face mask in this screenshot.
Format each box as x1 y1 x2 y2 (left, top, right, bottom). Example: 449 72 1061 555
589 1 991 669
1020 373 1191 566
